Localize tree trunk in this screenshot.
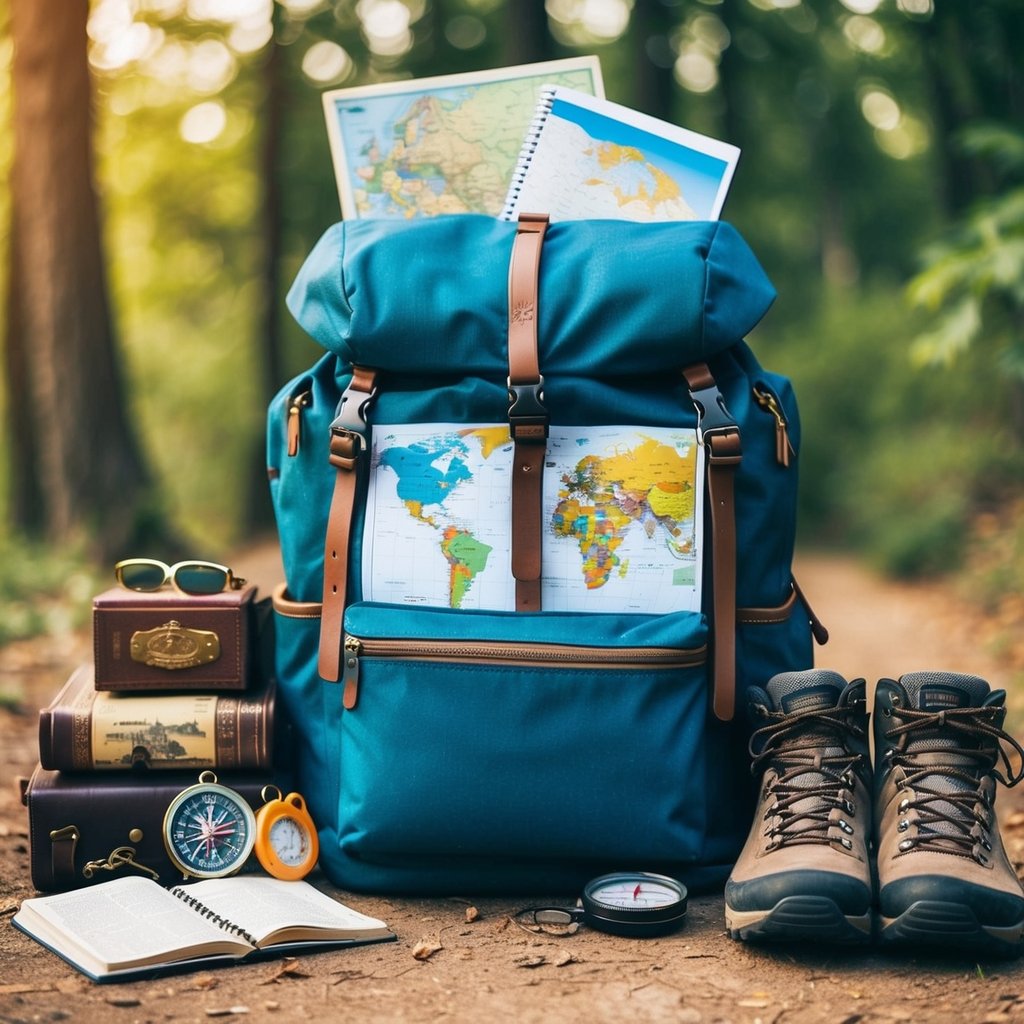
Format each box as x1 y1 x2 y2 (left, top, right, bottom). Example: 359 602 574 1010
5 0 156 559
244 27 286 534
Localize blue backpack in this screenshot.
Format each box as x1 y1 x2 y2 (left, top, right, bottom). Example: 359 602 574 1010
267 214 825 894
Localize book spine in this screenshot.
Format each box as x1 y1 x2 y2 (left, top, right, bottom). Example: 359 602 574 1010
39 674 276 771
499 86 557 222
170 887 258 947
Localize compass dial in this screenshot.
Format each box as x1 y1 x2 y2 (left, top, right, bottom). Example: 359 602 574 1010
163 774 256 879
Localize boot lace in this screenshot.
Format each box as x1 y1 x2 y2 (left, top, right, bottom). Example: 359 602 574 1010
749 700 867 851
885 704 1024 861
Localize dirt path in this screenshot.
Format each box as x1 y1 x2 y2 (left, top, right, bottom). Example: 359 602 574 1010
1 548 1023 1024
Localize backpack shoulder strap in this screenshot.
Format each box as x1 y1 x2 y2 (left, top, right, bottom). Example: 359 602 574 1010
319 366 378 698
684 363 741 722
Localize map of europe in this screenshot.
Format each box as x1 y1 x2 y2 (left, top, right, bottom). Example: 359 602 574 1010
363 424 703 615
329 68 599 219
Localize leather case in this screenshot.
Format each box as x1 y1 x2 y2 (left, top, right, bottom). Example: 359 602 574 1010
39 663 281 772
21 765 279 892
92 585 258 691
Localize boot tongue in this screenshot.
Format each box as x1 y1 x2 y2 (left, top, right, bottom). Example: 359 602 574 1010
899 671 992 712
895 672 1000 847
766 669 848 715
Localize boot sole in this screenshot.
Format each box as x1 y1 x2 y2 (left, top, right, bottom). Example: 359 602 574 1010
879 900 1024 957
726 895 872 945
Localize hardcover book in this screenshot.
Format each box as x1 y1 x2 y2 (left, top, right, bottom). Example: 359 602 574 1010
39 663 278 772
12 875 394 982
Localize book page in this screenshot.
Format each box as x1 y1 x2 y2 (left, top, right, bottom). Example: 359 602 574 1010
16 876 245 973
363 423 703 614
322 57 604 219
176 877 390 946
503 85 739 223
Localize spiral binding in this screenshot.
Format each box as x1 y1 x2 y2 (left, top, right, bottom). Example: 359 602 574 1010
500 86 558 222
171 887 259 948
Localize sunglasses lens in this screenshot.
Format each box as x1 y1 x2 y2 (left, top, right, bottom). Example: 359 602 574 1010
118 562 167 591
173 564 228 595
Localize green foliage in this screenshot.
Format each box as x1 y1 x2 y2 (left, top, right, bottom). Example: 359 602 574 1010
0 538 103 647
756 284 1024 577
908 123 1024 379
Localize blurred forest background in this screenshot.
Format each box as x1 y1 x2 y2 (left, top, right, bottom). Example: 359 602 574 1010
0 0 1022 650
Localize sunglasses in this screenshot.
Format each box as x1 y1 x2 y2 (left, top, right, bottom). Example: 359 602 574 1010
114 559 247 596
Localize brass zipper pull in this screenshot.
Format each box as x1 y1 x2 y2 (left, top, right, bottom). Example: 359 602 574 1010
753 385 794 467
342 635 361 710
287 390 311 457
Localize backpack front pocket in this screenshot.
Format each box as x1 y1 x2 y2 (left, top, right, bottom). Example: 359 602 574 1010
333 603 709 889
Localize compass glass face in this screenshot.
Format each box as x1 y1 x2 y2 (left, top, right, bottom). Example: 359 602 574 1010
589 877 682 909
268 816 313 867
167 788 254 876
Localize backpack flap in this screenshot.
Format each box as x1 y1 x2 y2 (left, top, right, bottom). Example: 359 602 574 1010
286 215 775 374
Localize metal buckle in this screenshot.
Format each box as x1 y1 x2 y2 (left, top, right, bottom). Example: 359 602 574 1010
507 376 548 441
330 376 378 454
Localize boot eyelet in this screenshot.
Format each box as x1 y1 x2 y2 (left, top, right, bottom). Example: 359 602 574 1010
838 819 854 834
897 819 910 832
883 707 892 717
843 800 855 815
898 798 910 813
891 695 902 707
898 838 914 852
838 837 853 850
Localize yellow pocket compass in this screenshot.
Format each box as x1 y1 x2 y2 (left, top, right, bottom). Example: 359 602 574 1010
254 786 319 881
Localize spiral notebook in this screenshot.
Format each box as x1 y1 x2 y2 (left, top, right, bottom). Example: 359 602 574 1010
12 875 394 982
500 86 740 223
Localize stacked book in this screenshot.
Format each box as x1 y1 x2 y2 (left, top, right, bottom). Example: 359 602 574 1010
22 581 283 892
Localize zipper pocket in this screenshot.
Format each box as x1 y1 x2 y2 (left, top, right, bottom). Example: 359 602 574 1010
340 635 708 710
752 383 795 468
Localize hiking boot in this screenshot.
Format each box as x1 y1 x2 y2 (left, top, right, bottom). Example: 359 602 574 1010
725 669 873 943
874 671 1024 956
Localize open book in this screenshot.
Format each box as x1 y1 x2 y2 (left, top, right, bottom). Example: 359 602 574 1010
12 875 394 983
501 85 739 223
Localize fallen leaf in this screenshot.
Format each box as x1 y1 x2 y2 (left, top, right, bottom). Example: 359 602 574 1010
412 936 443 961
465 905 480 923
260 960 311 984
514 955 547 969
554 951 577 967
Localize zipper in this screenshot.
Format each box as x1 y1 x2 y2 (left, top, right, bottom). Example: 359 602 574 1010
286 388 312 457
340 635 707 711
752 384 794 468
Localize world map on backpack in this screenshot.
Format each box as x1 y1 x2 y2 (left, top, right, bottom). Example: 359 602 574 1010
362 423 703 615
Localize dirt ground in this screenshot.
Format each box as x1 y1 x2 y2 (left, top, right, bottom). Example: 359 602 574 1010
2 547 1024 1024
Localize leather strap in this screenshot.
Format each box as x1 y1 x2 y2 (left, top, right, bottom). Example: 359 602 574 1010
507 213 549 612
684 363 741 722
318 367 378 683
49 825 79 887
